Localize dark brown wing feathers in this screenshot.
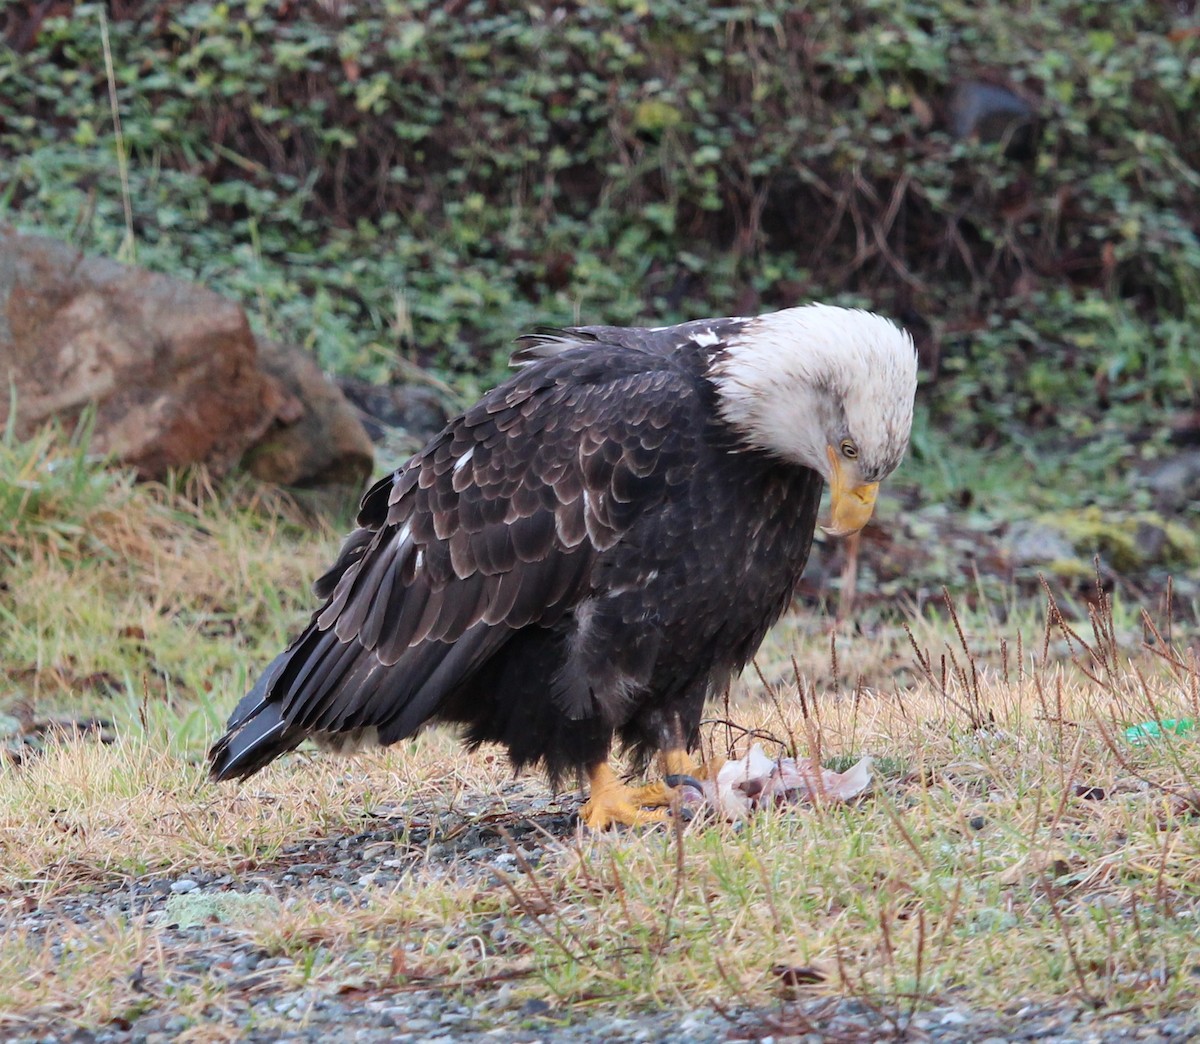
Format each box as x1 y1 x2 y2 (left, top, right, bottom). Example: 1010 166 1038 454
208 340 712 780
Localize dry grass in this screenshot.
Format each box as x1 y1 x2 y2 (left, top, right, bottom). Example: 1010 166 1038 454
1 422 338 745
3 606 1200 1032
3 435 1200 1034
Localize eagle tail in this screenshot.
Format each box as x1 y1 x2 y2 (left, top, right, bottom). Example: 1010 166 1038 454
209 618 514 782
208 652 306 781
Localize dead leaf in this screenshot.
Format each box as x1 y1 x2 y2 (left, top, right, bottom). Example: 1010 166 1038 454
999 849 1073 886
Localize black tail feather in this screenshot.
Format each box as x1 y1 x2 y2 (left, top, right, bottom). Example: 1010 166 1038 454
208 618 514 781
208 652 305 781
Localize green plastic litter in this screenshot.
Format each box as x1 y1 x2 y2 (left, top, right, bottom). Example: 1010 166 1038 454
1123 718 1195 745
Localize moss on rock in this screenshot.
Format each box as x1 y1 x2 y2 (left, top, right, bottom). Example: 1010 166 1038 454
1037 507 1200 572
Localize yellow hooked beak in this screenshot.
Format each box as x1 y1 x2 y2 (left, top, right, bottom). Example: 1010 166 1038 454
822 445 879 537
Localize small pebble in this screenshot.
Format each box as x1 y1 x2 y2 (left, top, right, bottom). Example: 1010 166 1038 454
361 842 393 860
378 1006 409 1028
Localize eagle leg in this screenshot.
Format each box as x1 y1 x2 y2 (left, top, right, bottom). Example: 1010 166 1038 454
662 748 700 777
662 746 726 780
626 748 727 808
580 763 669 830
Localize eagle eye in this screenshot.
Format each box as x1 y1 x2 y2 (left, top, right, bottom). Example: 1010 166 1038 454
840 439 859 460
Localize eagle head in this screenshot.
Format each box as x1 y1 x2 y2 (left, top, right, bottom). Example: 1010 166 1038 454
710 303 918 536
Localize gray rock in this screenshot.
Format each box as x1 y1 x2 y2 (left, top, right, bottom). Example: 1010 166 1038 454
948 80 1038 158
1136 451 1200 513
337 376 448 443
1134 521 1169 564
0 225 280 478
378 1006 410 1028
1003 520 1078 568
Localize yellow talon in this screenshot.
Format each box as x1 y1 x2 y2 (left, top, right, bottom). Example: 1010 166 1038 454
579 750 729 828
628 749 727 808
626 780 680 808
580 763 668 830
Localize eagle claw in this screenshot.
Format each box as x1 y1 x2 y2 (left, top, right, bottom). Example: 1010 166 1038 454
581 763 670 830
579 793 668 831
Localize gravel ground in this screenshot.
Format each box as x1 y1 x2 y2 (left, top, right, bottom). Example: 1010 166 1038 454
5 788 1199 1043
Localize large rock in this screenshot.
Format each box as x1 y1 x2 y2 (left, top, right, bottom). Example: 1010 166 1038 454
0 227 373 489
242 338 374 491
0 227 278 476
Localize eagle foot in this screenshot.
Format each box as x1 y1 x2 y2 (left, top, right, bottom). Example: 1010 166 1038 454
624 753 724 816
625 779 685 809
624 749 727 810
581 763 669 830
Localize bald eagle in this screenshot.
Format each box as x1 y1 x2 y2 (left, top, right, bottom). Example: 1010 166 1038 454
209 305 917 829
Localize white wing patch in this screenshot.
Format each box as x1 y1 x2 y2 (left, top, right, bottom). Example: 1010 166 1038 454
452 448 474 474
692 329 721 348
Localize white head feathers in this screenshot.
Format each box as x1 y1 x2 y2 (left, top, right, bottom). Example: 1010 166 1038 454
710 303 918 483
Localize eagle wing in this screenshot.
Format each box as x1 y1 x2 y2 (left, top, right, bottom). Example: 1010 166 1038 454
208 343 706 779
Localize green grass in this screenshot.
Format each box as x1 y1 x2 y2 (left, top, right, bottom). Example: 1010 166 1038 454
1 418 338 740
3 619 1200 1030
2 432 1200 1034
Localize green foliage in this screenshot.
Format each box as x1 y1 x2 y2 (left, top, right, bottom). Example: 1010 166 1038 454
933 289 1200 446
1 0 1197 494
0 406 125 564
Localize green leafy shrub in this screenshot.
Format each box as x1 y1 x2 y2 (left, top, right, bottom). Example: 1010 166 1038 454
1 0 1196 480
